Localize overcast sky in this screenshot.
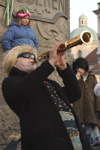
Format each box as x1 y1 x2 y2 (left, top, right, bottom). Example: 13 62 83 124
70 0 100 33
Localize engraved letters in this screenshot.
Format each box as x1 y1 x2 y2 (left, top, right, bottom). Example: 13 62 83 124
15 0 67 23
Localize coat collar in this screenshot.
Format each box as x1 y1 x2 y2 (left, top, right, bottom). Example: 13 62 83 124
9 67 28 77
79 73 95 82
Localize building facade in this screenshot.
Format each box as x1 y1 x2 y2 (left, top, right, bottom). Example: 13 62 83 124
93 2 100 82
70 12 100 81
70 13 98 60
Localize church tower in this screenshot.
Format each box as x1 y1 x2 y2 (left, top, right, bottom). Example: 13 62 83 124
79 13 88 27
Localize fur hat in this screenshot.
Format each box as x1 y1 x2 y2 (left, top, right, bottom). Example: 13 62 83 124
7 132 21 144
2 45 37 75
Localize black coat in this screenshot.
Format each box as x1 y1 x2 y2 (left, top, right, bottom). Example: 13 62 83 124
2 61 92 150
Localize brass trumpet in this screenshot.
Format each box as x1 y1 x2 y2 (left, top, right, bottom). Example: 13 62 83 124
36 31 92 62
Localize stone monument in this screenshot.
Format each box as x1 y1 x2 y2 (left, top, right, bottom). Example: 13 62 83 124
0 0 74 146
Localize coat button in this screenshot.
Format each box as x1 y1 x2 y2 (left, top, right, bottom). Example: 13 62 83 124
85 86 88 88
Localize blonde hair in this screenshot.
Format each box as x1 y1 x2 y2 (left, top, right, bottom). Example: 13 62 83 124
16 9 31 27
3 45 37 75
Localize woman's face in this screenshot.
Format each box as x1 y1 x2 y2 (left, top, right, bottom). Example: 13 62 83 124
21 15 30 26
76 67 86 76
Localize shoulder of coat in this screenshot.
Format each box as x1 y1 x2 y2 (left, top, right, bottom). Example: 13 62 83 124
88 73 96 78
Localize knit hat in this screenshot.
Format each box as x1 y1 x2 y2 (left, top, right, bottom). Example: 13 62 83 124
17 6 31 18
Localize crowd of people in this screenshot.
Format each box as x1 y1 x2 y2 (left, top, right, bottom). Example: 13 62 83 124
1 6 100 150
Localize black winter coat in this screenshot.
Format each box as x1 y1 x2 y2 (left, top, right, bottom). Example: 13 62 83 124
2 61 92 150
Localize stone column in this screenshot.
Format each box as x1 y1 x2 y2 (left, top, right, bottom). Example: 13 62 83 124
93 3 100 60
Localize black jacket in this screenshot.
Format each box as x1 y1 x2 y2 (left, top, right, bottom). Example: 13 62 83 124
2 61 92 150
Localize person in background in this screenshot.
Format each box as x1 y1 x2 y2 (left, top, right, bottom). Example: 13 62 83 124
2 43 92 150
2 6 39 51
72 57 100 146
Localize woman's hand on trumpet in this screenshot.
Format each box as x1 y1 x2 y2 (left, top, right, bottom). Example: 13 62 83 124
48 41 67 70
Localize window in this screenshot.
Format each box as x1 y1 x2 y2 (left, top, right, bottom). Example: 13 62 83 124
78 50 82 57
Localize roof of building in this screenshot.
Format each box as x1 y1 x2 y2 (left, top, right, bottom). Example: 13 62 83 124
89 63 100 71
85 47 99 72
79 14 87 19
85 47 98 64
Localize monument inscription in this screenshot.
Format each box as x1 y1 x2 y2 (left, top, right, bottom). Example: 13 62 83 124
14 0 68 23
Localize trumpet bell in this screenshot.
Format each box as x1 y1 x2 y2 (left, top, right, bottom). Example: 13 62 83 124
80 31 92 44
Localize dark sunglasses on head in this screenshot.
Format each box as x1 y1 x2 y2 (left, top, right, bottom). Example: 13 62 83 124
17 52 36 63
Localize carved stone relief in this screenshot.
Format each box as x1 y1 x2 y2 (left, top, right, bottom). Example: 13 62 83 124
13 0 68 23
37 17 68 41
